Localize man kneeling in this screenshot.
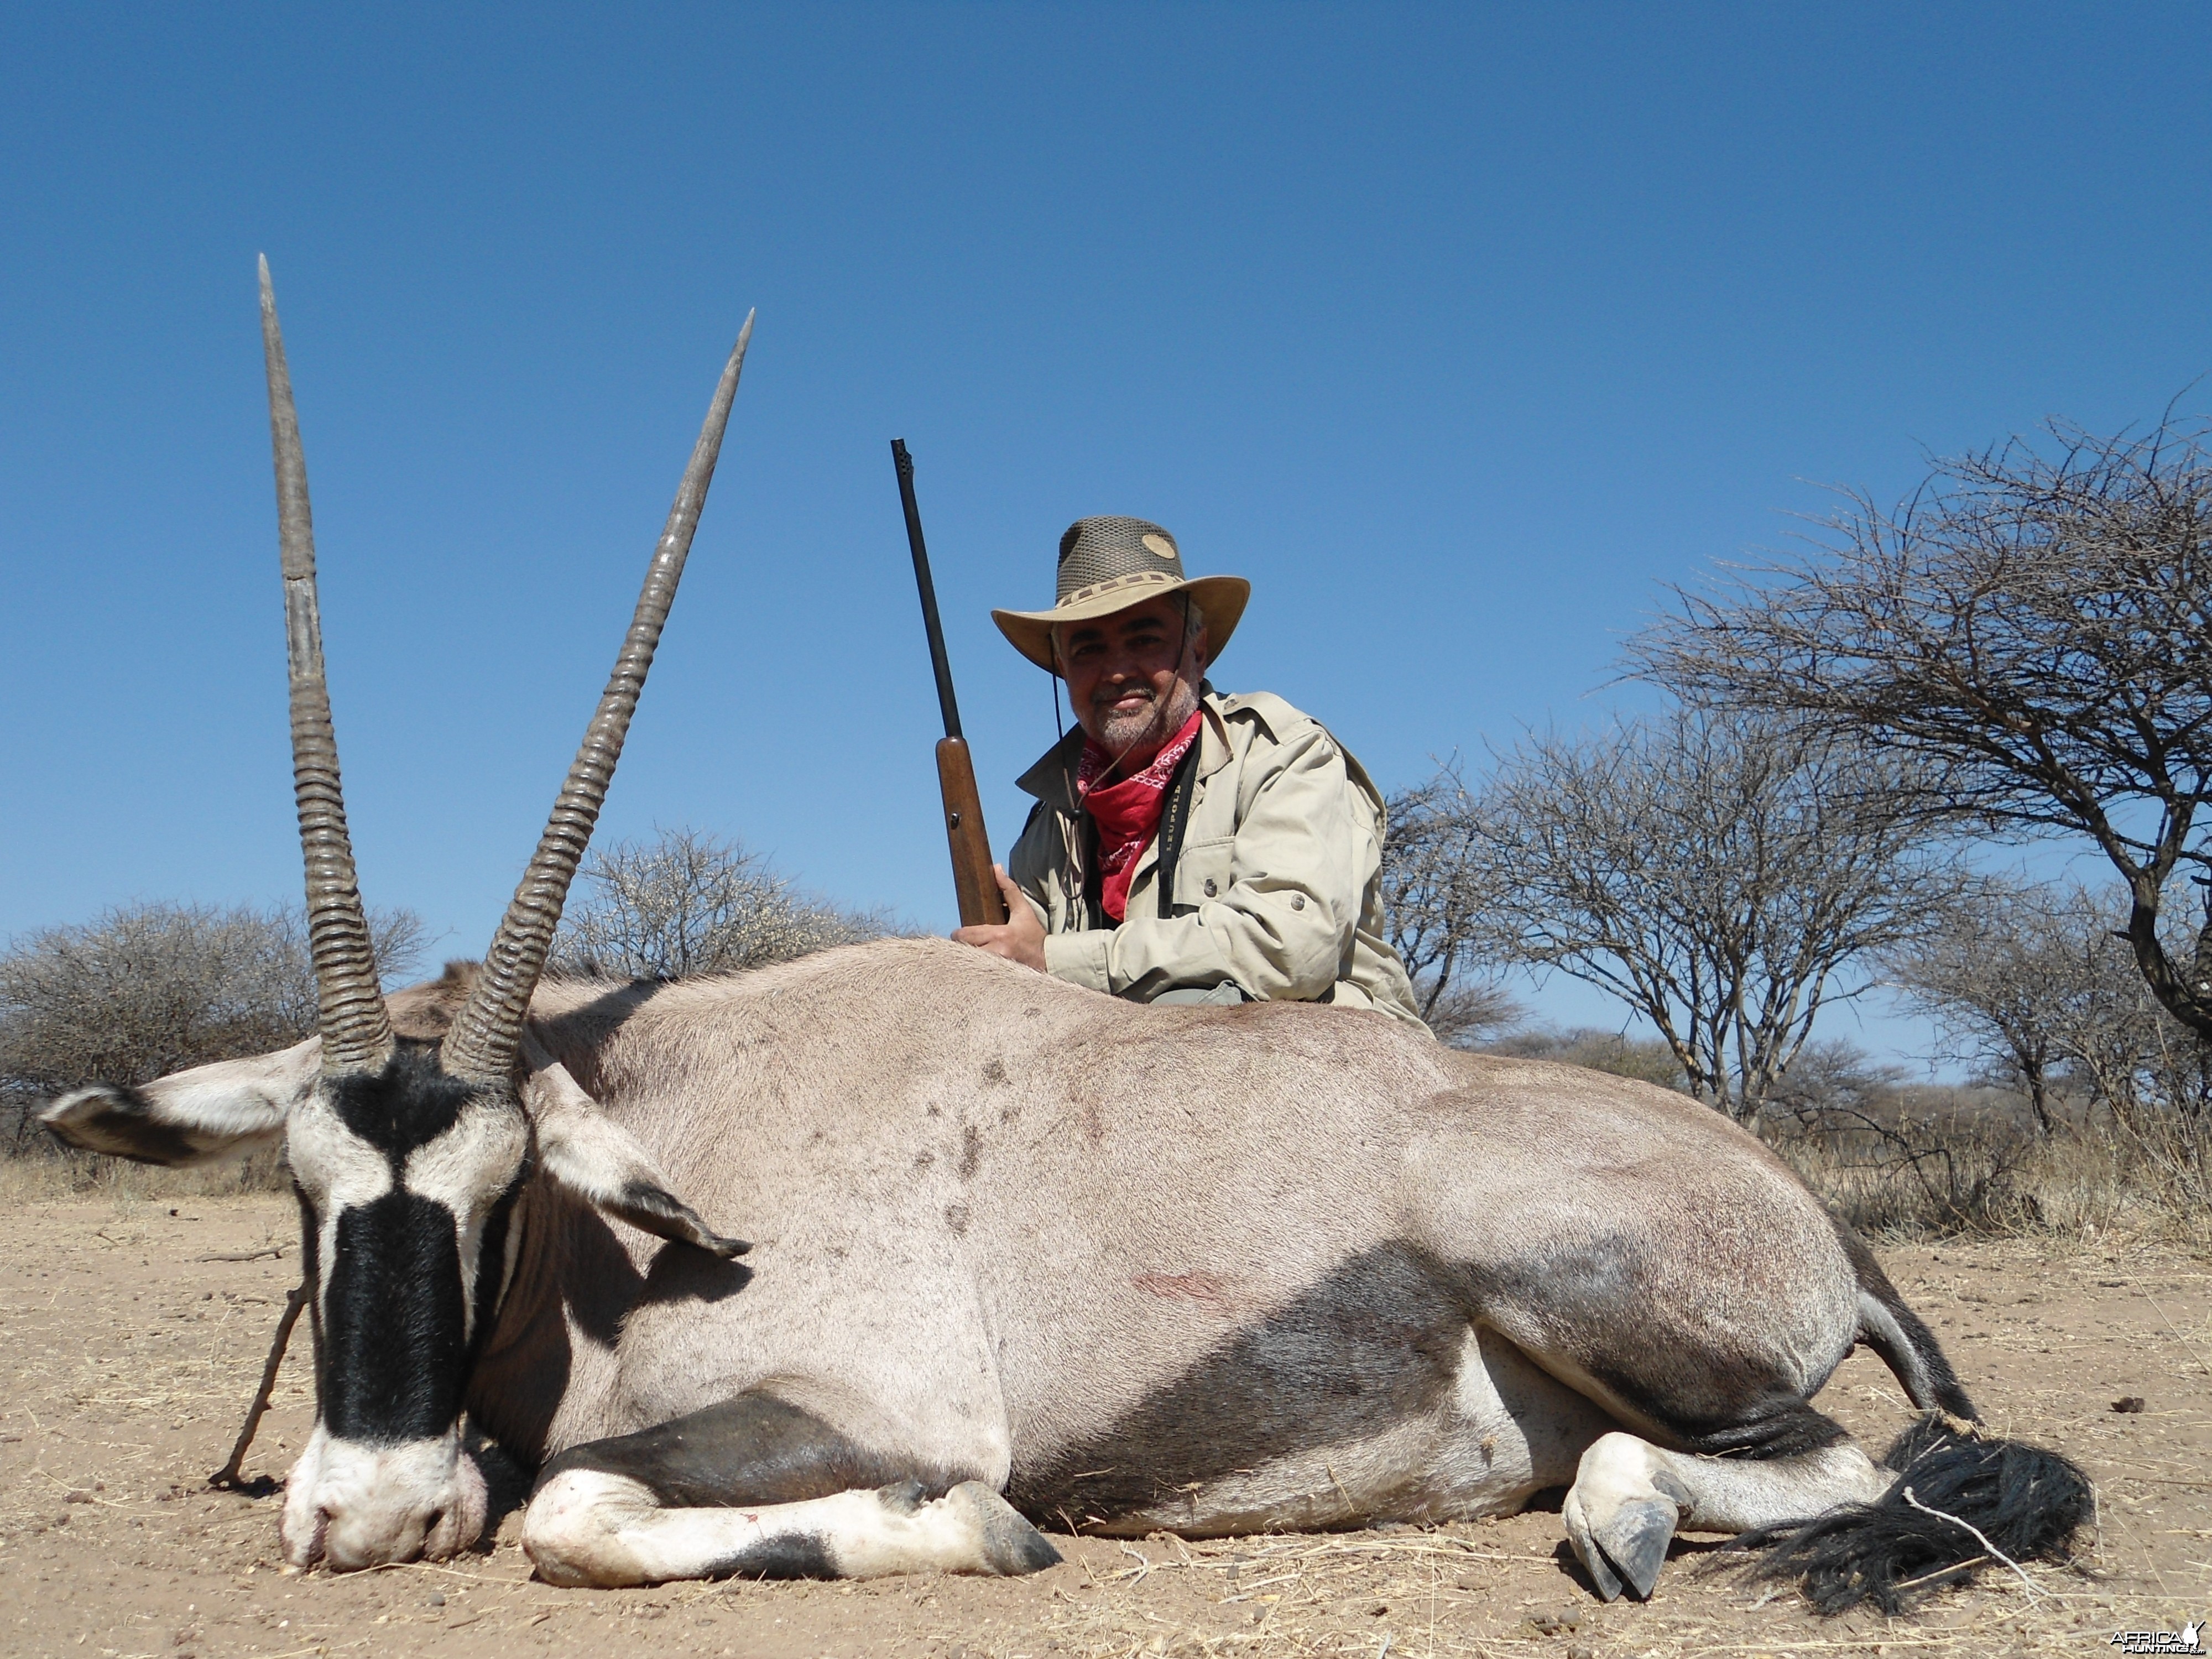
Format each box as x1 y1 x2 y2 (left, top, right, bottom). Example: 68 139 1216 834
952 515 1425 1027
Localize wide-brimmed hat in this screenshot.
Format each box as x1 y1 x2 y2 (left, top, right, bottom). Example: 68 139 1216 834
991 516 1251 675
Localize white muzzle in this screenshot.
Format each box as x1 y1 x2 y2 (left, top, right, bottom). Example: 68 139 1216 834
280 1424 489 1570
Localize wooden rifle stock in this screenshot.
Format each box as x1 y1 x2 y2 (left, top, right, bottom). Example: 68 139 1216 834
893 439 1009 927
935 735 1005 928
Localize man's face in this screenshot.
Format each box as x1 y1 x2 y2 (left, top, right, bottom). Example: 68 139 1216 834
1054 594 1208 763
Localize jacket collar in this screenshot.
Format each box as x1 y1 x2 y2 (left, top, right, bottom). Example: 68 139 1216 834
1017 684 1232 816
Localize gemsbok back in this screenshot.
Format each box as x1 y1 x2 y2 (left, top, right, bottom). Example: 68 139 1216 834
44 265 2091 1615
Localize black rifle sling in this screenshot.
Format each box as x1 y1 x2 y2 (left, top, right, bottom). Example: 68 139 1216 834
1078 809 1103 932
1154 739 1204 921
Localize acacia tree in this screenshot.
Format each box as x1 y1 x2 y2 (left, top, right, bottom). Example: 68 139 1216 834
1383 769 1524 1046
1459 708 1971 1123
1634 416 2212 1042
1887 877 2211 1209
1883 879 2107 1136
2045 912 2209 1132
0 901 424 1151
1876 876 2150 1141
551 827 890 980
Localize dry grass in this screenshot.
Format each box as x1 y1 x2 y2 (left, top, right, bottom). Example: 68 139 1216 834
1768 1108 2211 1249
982 1525 2113 1657
9 1200 2208 1657
0 1144 290 1204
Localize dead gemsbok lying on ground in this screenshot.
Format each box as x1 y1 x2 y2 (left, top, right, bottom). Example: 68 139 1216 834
45 266 2090 1615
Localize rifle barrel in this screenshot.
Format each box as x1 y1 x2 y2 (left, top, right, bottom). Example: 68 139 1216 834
891 438 1007 928
891 439 963 740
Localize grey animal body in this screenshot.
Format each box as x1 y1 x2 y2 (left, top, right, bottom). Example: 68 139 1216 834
53 936 2091 1600
471 942 1657 1523
390 941 1974 1592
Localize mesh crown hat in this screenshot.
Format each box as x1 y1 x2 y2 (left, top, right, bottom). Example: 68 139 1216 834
990 517 1251 675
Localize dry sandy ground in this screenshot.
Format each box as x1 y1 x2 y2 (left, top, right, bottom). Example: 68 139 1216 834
1 1194 2205 1659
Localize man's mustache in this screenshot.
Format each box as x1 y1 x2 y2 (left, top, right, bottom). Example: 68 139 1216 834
1091 685 1160 715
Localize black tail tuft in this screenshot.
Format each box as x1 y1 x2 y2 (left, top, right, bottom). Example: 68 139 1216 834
1726 1415 2094 1615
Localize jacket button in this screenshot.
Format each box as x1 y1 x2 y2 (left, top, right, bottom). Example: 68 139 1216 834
1290 894 1306 910
1203 878 1218 897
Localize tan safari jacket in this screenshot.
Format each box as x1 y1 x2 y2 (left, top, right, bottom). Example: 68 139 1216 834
1006 687 1428 1028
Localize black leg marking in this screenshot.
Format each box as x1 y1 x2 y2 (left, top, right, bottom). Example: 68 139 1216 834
709 1531 839 1580
535 1394 927 1509
875 1477 927 1515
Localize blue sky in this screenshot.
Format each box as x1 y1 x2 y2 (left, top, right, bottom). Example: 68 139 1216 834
4 5 2208 1062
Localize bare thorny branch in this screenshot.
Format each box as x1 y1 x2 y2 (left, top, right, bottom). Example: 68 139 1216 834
1383 769 1524 1046
551 827 891 981
1387 711 1973 1121
0 902 424 1150
1632 413 2212 1041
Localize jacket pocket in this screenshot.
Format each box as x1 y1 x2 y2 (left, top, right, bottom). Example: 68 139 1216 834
1169 837 1236 916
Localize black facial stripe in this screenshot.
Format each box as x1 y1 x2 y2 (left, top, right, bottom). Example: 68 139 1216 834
290 1046 530 1445
466 1164 528 1365
295 1182 326 1400
326 1042 488 1172
322 1191 469 1444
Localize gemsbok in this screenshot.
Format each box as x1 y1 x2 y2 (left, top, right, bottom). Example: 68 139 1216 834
43 264 2090 1614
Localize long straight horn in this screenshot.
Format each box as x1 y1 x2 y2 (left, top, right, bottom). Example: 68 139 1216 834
260 255 395 1077
441 312 756 1086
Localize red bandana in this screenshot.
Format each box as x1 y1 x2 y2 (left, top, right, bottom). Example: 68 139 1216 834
1076 707 1206 923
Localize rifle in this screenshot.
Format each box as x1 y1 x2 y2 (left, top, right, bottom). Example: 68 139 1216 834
891 439 1008 927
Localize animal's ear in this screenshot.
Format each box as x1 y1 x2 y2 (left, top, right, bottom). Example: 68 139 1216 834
41 1037 320 1166
518 1034 749 1259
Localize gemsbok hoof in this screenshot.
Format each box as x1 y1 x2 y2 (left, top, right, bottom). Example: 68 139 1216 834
1564 1432 1687 1600
943 1481 1062 1576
